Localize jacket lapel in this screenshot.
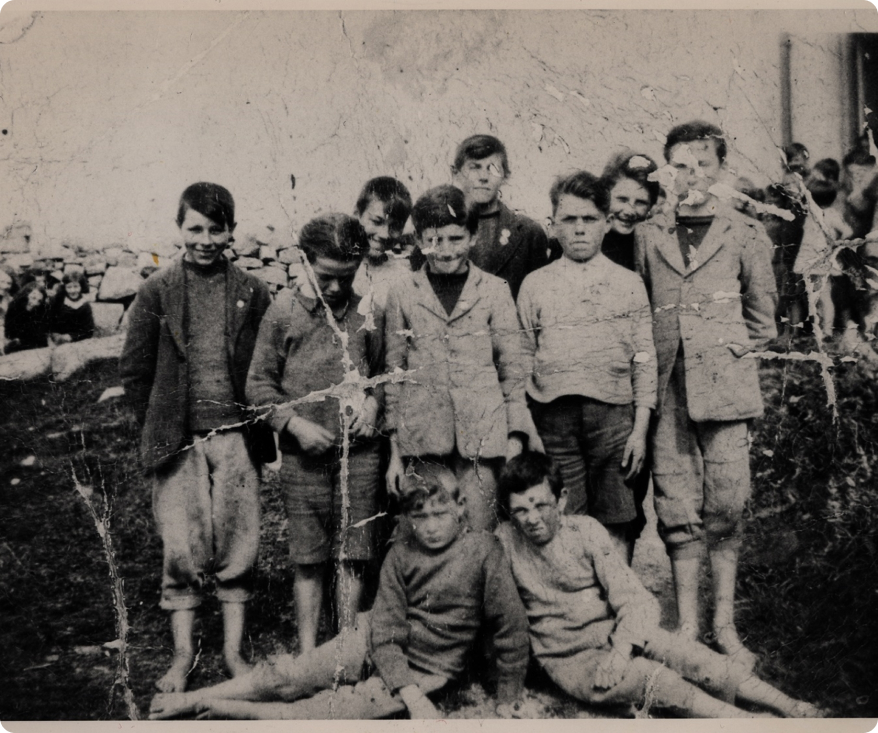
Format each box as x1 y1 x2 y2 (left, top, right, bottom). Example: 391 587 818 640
485 203 526 274
448 265 483 323
160 261 187 355
685 213 732 274
225 263 252 359
412 268 451 321
651 213 688 277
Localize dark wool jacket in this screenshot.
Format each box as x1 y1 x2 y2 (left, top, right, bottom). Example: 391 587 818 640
119 258 275 474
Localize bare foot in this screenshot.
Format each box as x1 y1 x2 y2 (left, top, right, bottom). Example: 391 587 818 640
714 625 758 671
155 653 193 693
786 701 825 718
676 622 700 642
224 650 252 678
149 692 198 720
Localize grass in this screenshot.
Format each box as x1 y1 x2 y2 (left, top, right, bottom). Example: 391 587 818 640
0 355 875 719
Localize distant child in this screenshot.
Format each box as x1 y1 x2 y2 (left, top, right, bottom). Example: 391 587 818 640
246 213 383 654
840 148 877 239
635 122 777 668
517 171 656 563
496 451 821 719
120 182 275 693
149 463 530 720
384 184 541 531
49 271 95 344
4 282 50 353
0 265 19 354
449 134 549 299
352 176 415 317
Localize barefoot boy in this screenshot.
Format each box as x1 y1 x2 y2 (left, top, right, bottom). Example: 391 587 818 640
149 464 529 720
246 213 383 654
517 171 656 562
384 184 541 531
120 182 274 691
635 122 777 667
496 452 820 719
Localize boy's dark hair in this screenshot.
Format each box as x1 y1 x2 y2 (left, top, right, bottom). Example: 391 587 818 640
399 462 461 514
297 213 368 264
806 178 838 209
549 171 610 215
497 451 564 518
813 158 841 182
62 270 90 294
601 152 661 207
842 148 876 168
783 142 810 166
452 134 510 177
411 185 479 235
355 177 413 232
176 182 236 231
664 121 727 164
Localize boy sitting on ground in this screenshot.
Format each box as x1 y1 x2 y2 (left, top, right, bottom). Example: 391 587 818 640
149 464 530 720
495 451 821 719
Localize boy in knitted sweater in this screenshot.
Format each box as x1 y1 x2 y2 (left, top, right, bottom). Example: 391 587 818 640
149 463 530 720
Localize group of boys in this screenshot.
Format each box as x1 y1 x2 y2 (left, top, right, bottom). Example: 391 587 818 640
121 124 820 719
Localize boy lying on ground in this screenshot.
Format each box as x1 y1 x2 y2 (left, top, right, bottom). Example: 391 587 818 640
149 463 529 720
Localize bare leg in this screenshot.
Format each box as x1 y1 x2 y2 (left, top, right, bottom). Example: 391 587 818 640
736 675 823 717
294 562 325 654
670 555 701 640
605 525 634 566
643 662 767 718
156 609 196 693
710 544 757 670
222 601 251 677
335 561 365 633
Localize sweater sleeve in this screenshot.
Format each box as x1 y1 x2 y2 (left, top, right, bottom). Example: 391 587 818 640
245 299 299 434
587 521 660 651
481 538 530 704
516 275 539 387
629 277 657 409
739 222 778 350
369 546 417 692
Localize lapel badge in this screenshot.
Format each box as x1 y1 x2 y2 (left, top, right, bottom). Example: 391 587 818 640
237 300 246 308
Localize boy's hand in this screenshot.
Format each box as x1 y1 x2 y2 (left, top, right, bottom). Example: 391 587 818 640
506 435 524 461
594 648 631 691
398 684 439 719
348 395 379 439
286 416 334 455
622 430 647 481
386 451 406 498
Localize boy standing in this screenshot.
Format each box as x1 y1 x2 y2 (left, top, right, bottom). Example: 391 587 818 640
496 452 820 719
246 213 383 654
635 122 777 667
384 185 541 531
120 182 274 692
149 464 529 720
449 134 549 299
517 171 656 562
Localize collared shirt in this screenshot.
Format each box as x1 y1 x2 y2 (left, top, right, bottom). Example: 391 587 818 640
517 254 657 408
245 286 383 451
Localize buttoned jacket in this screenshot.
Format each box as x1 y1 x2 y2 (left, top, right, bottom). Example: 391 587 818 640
384 264 540 459
120 258 275 473
634 206 777 421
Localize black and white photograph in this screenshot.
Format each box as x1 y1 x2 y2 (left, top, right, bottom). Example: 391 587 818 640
0 3 876 724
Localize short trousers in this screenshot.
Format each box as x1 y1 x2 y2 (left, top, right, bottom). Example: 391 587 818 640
280 442 381 565
530 395 638 525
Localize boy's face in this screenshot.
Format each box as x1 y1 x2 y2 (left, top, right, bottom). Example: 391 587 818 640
608 178 651 235
180 207 234 268
846 163 875 190
0 271 12 294
359 198 403 260
408 493 466 552
668 139 724 200
421 224 473 275
64 280 83 301
26 288 44 310
551 195 609 263
452 154 506 207
507 480 567 546
309 255 359 309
